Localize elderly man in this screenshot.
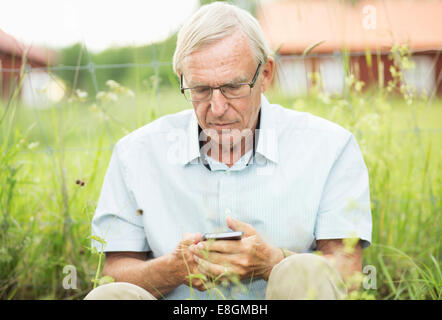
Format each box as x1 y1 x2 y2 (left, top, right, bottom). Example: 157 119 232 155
85 2 371 300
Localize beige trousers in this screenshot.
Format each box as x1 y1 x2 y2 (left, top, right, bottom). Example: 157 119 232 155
84 253 347 300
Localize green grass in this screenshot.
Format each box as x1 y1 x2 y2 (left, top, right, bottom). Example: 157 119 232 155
0 74 441 299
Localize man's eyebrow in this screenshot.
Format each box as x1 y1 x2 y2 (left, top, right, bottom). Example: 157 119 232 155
187 76 248 88
225 76 248 84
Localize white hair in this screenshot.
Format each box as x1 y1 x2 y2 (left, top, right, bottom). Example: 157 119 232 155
173 2 271 75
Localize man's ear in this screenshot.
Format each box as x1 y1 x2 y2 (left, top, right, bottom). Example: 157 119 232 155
260 56 275 93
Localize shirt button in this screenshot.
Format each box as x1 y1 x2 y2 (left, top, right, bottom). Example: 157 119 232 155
225 208 232 215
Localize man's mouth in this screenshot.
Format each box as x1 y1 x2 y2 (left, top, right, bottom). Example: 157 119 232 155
210 122 236 128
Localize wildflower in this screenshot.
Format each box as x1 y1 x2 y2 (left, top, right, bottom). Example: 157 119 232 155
345 74 356 87
96 91 106 101
357 113 380 132
106 80 120 90
28 141 40 150
107 92 118 102
318 92 331 105
389 66 397 77
96 91 118 103
75 89 88 100
125 88 135 98
354 81 364 92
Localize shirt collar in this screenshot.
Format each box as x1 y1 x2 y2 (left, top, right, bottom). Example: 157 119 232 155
182 94 279 167
255 95 279 164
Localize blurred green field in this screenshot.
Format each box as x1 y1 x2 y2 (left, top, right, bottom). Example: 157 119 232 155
0 79 441 299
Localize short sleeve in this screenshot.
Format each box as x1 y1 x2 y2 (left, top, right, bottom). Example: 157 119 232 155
91 143 150 252
315 134 372 249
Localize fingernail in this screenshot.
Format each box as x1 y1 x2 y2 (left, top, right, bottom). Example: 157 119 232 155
193 255 200 262
189 244 195 252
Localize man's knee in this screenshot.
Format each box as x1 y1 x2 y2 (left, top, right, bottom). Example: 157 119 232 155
266 253 347 300
84 282 157 300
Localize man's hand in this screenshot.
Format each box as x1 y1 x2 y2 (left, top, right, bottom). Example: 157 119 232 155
170 232 216 292
189 216 284 284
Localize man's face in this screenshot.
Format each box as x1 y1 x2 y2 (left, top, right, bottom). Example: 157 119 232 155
181 32 273 148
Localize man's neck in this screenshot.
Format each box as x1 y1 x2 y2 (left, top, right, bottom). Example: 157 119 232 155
206 134 254 168
204 112 260 168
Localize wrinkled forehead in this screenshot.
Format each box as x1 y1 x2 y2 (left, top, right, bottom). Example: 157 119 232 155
181 33 256 87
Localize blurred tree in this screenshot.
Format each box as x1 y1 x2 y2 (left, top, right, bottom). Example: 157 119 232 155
58 33 179 95
57 0 264 95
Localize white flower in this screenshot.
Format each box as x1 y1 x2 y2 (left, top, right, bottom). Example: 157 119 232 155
75 89 88 100
125 89 135 98
108 92 118 101
28 142 40 150
318 92 331 105
106 80 120 90
96 91 118 102
96 91 106 100
354 81 364 92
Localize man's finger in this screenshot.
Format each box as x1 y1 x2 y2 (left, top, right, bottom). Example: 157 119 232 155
192 248 237 265
194 256 231 279
193 232 203 244
226 216 256 237
181 232 203 246
195 239 242 254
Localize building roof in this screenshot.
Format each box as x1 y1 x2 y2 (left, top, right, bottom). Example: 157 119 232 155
257 0 442 55
0 28 58 66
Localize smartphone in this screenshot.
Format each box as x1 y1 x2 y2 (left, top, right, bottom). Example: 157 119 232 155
202 231 243 241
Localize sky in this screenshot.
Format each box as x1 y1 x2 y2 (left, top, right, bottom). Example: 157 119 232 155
0 0 199 52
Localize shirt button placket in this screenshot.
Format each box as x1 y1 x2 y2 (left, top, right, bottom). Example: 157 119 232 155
219 171 233 226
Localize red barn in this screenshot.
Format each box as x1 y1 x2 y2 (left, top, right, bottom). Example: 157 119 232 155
257 0 442 96
0 28 58 100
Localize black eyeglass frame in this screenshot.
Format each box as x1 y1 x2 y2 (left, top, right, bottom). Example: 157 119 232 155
180 62 262 102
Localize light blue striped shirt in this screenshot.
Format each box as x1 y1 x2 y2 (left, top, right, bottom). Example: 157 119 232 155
91 94 372 300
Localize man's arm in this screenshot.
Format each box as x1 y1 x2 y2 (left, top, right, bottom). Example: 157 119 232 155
102 252 182 299
316 238 362 290
102 233 204 299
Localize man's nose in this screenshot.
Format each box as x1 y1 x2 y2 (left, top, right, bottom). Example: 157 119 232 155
210 88 228 117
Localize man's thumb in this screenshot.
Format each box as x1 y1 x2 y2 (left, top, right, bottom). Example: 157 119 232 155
226 216 255 237
182 232 202 245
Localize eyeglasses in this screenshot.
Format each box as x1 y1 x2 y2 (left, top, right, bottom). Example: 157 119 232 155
180 62 262 102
